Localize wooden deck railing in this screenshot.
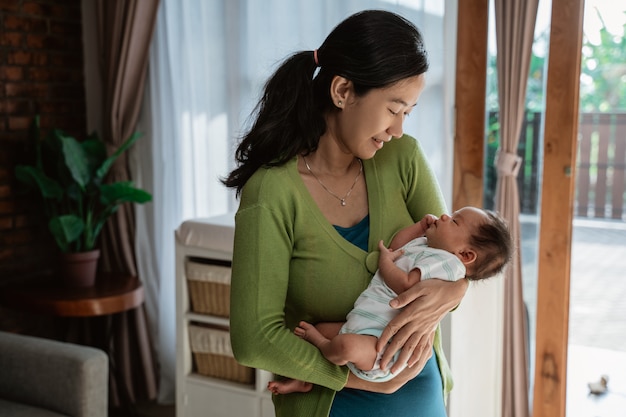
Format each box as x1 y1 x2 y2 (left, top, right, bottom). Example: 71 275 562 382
486 111 626 220
576 113 626 219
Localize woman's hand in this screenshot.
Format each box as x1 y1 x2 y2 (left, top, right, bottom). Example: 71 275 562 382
376 278 469 374
344 361 424 394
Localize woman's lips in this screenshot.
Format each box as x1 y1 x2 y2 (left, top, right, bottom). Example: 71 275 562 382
373 137 388 149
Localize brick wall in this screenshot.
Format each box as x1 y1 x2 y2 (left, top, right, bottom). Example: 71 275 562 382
0 0 86 281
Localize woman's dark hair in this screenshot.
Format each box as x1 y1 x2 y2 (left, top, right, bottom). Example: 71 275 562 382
222 10 429 194
466 210 514 281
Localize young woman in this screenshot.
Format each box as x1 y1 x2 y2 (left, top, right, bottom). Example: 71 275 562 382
223 10 469 417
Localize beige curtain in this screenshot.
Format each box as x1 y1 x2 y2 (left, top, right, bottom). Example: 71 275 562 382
494 1 539 417
95 0 160 408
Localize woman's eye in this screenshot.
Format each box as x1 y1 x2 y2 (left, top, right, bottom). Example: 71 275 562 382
389 109 410 117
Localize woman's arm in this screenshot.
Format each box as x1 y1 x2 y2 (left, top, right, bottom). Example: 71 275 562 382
344 356 428 393
376 278 469 373
230 200 348 391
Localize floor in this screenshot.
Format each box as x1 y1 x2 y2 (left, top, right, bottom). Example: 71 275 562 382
522 217 626 417
136 401 175 417
110 400 174 417
567 345 626 417
566 219 626 417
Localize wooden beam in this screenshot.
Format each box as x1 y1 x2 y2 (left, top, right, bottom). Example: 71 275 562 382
532 1 585 416
453 0 489 210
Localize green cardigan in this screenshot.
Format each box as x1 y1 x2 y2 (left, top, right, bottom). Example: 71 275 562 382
230 135 452 417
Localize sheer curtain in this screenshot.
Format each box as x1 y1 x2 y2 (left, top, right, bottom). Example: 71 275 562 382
494 1 538 416
136 0 453 403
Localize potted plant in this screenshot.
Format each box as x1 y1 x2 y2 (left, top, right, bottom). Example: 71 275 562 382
14 116 152 287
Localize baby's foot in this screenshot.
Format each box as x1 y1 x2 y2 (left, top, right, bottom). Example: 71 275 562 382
294 321 328 348
267 379 313 395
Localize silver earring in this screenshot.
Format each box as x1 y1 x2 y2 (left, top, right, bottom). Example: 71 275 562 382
338 100 343 106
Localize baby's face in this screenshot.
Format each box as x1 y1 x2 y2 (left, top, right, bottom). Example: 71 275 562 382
425 207 488 255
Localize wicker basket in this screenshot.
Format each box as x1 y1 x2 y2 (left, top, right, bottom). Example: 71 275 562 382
188 324 254 385
186 261 231 317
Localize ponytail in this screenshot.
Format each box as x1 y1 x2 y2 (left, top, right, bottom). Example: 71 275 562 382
222 51 325 194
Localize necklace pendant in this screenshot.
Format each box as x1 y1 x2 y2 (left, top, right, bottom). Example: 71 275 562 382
302 156 362 209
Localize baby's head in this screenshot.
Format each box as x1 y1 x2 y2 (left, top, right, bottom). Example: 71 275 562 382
425 207 513 280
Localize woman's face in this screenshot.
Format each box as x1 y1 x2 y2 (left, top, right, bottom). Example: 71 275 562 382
335 74 426 159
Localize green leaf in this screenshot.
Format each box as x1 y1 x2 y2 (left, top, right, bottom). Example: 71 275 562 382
14 165 63 200
95 132 141 181
65 182 83 202
81 134 108 179
49 215 84 253
41 131 67 180
90 206 118 249
100 182 152 205
56 131 91 189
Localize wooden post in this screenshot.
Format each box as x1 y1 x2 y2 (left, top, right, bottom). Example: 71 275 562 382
453 0 489 209
532 1 584 416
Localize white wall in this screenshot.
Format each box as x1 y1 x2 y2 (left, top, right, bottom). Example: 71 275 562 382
448 279 504 417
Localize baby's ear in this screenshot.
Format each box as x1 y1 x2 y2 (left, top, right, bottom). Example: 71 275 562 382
459 248 477 265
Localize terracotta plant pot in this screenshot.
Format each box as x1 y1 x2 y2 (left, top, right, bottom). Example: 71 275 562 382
59 250 101 288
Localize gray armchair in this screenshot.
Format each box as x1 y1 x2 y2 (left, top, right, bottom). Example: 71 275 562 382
0 330 108 417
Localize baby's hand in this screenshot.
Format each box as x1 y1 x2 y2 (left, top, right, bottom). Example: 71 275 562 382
378 240 404 263
420 214 438 232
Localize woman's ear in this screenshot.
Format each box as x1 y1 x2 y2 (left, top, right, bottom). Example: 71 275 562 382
459 248 477 266
330 75 352 108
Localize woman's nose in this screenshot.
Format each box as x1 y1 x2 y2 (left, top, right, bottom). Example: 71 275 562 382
387 115 404 138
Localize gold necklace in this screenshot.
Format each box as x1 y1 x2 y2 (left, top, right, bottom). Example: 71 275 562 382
303 156 363 207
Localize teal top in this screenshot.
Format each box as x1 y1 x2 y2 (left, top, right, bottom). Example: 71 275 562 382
333 215 369 251
230 135 451 417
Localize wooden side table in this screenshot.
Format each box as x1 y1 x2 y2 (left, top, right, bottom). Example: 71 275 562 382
0 273 144 317
0 273 145 411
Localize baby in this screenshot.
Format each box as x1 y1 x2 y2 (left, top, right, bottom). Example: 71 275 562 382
268 206 512 394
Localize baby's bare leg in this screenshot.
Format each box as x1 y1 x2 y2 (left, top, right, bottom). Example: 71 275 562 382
267 379 313 395
296 321 379 370
295 321 332 348
266 322 344 396
314 322 345 339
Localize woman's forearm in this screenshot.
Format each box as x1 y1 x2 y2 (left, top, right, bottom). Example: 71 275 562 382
344 363 422 394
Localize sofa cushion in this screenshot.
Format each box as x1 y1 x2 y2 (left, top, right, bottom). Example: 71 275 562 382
0 398 70 417
0 331 108 417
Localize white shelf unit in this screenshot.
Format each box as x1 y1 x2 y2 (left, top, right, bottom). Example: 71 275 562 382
175 214 275 417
